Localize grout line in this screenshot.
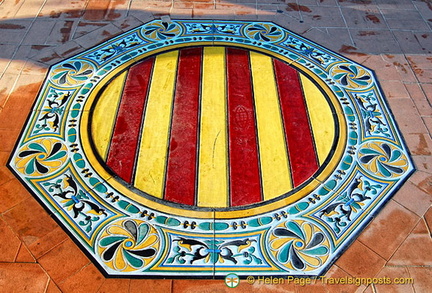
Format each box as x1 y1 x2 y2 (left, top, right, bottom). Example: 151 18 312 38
422 217 432 238
43 20 58 46
59 261 93 285
401 55 432 139
406 266 416 293
0 0 48 81
126 0 133 18
69 17 83 43
42 274 51 293
387 265 432 268
37 261 61 292
295 0 303 23
0 0 50 109
376 5 406 55
337 5 355 47
0 74 20 109
374 214 421 265
94 272 106 293
412 0 432 32
404 55 432 103
36 234 69 260
13 242 23 263
0 213 34 262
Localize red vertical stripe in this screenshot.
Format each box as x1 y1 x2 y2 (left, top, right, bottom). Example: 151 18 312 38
106 58 154 183
273 59 319 186
164 48 202 205
227 48 262 206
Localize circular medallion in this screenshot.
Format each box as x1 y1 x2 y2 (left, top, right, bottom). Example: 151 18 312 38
269 220 330 271
84 45 346 217
358 141 409 179
97 219 160 272
15 138 68 176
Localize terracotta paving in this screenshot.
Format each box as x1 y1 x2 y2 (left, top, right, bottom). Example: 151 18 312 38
1 0 431 292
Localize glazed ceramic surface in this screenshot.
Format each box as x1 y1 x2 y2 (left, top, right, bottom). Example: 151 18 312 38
8 19 414 277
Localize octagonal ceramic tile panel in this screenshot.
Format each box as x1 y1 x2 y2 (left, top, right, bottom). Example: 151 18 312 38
9 19 414 278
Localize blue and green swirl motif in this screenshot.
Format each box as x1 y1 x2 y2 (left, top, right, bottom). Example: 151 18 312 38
15 139 68 176
269 220 330 271
358 142 409 179
244 23 284 43
141 21 182 41
98 219 160 272
331 63 372 89
51 61 95 86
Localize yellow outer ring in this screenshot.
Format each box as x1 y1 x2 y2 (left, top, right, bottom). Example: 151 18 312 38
80 43 347 219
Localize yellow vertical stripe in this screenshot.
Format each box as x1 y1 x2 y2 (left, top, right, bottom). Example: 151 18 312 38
300 74 335 164
134 50 179 198
91 71 127 160
197 47 228 208
250 52 292 200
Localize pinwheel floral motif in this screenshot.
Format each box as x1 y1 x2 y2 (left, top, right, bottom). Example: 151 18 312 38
269 220 330 271
98 219 160 272
245 23 283 42
51 61 94 86
331 63 372 89
358 142 409 178
142 22 181 41
15 139 68 176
